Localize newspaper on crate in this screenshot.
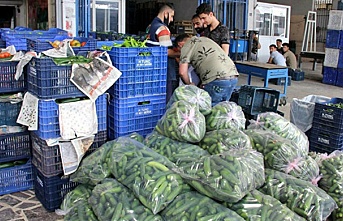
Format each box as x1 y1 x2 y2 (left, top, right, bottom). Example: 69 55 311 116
71 54 122 101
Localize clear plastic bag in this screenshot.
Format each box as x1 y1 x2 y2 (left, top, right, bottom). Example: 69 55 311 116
107 137 185 214
226 190 306 221
161 191 244 221
167 85 212 115
245 129 320 183
206 101 246 131
200 129 252 154
88 178 163 221
290 95 331 132
175 149 265 203
260 169 337 221
144 132 210 166
64 202 98 221
124 132 144 143
70 140 115 185
316 151 343 221
248 112 309 155
57 184 93 215
155 100 206 143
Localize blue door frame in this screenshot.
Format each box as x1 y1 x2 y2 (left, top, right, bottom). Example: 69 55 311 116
198 0 248 31
76 0 91 37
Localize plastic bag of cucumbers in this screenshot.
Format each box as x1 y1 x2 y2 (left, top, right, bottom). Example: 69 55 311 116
260 169 337 221
317 151 343 221
155 100 206 143
161 191 244 221
106 137 185 214
175 148 265 203
248 112 309 154
88 178 163 221
226 190 306 221
200 129 252 154
70 141 116 185
144 132 210 166
245 129 320 184
57 184 97 221
167 85 212 115
206 101 246 131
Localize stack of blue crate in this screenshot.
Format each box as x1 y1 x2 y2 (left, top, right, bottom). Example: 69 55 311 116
323 10 343 87
26 56 108 211
107 46 168 140
0 61 32 196
309 97 343 153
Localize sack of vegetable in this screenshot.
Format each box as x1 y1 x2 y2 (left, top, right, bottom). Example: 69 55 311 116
124 132 144 143
316 151 343 221
167 85 212 115
155 100 206 143
70 140 115 185
144 132 210 166
260 169 337 221
226 189 306 221
206 101 246 131
175 148 265 203
245 129 320 184
107 137 185 214
248 112 309 154
57 184 97 221
89 178 163 221
161 191 244 221
200 129 252 154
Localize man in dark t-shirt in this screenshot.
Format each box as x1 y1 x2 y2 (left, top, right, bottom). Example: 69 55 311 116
196 3 230 55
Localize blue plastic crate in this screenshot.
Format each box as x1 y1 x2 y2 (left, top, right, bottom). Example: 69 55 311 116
47 28 68 35
322 66 337 85
0 100 22 126
230 39 248 54
34 94 107 140
33 165 78 211
27 57 84 99
27 36 71 52
290 69 305 81
326 29 341 48
269 76 292 86
96 40 124 49
31 130 107 177
107 94 166 140
313 97 343 134
310 126 343 149
71 37 97 55
0 159 33 195
108 68 167 98
338 50 343 69
5 37 27 51
0 39 5 48
237 85 280 115
108 46 167 71
0 61 26 93
0 132 31 163
336 69 343 87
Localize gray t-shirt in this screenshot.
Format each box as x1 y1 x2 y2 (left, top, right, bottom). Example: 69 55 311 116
270 51 286 66
180 36 238 84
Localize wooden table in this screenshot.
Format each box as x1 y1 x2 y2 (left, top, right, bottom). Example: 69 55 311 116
235 61 289 104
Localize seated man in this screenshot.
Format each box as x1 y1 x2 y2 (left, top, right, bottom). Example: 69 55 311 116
267 44 286 67
175 34 239 106
282 43 297 70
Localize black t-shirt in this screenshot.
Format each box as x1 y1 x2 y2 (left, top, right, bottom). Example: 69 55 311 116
203 23 230 47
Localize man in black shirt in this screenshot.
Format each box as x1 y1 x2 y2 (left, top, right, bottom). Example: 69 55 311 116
196 3 230 55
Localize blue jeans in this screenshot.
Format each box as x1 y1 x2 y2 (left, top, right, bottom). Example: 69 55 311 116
203 78 238 106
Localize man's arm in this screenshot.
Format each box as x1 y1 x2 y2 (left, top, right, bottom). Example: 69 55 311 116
267 56 273 64
179 62 191 85
168 48 180 58
221 44 229 55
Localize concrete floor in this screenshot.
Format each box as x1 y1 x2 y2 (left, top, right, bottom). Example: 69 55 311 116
0 60 341 221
